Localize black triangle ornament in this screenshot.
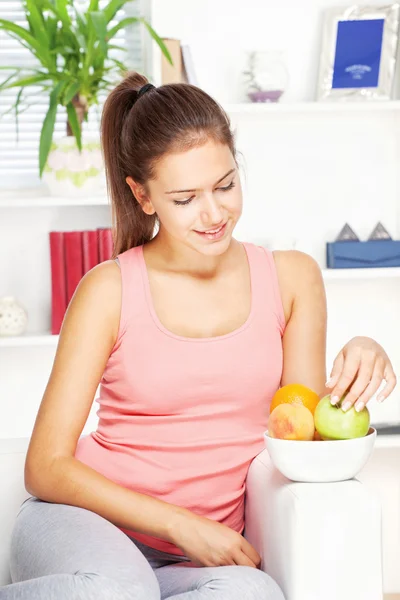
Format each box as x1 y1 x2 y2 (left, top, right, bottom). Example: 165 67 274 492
368 222 392 240
335 223 360 242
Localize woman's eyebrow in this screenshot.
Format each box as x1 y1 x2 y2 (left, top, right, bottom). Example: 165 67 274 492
165 168 236 194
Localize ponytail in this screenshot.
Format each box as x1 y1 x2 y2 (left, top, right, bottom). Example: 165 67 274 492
101 73 157 255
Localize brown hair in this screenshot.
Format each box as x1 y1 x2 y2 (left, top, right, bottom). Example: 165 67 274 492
100 71 236 256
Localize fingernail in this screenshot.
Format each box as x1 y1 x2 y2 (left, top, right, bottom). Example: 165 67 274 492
377 394 385 403
341 401 351 412
330 395 339 405
326 378 333 387
355 402 365 412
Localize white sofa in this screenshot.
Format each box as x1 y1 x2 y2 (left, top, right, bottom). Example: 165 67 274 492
0 437 383 599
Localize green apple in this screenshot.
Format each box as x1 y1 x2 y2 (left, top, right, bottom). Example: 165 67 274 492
314 394 370 440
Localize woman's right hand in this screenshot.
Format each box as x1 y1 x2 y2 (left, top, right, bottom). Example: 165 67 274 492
169 510 261 568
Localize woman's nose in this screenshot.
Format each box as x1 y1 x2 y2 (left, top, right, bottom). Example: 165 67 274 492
200 194 224 225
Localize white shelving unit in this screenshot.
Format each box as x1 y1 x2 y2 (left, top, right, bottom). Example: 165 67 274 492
224 100 400 114
1 99 400 438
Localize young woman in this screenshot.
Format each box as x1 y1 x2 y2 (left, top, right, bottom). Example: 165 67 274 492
4 73 396 600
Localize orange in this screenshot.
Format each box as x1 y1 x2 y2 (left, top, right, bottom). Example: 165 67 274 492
270 383 320 416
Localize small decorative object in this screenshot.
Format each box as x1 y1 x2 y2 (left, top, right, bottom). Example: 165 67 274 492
243 50 289 103
0 1 172 196
0 296 28 337
335 223 360 241
368 222 393 240
316 4 400 101
327 223 400 268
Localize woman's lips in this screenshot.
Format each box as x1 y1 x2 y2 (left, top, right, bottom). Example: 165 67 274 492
194 222 227 240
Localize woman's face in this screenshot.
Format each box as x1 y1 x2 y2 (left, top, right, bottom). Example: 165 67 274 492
138 140 243 256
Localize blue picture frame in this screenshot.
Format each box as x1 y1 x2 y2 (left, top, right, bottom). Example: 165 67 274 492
332 19 384 89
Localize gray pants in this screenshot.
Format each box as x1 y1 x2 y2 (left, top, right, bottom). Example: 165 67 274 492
1 496 285 599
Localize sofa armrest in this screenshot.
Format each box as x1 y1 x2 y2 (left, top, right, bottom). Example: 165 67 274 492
244 448 383 600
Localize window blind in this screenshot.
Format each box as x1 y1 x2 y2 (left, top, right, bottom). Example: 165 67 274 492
0 1 145 188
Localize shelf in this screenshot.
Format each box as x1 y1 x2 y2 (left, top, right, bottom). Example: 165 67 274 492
375 434 400 449
0 194 109 208
322 267 400 280
0 334 58 347
224 100 400 115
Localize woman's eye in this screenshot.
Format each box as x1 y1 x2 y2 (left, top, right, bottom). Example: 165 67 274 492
173 181 235 205
217 181 235 192
173 197 193 206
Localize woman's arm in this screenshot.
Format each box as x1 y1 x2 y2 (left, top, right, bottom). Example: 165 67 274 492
24 261 188 542
273 250 397 409
274 250 328 396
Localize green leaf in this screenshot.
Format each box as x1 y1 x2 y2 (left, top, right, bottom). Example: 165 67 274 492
66 103 82 151
54 0 71 27
0 71 19 91
15 88 24 143
107 44 127 52
63 81 80 105
25 0 49 49
0 19 52 68
89 12 107 55
0 20 42 51
140 19 173 65
39 82 64 177
103 0 130 24
0 73 50 90
107 16 138 40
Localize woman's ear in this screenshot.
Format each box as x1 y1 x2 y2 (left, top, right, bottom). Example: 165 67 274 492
126 176 156 215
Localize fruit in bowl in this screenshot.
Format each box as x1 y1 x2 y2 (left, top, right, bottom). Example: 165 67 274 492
270 383 320 415
265 384 376 482
268 403 315 441
314 394 370 440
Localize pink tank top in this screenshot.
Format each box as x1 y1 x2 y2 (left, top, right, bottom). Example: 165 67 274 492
75 242 286 554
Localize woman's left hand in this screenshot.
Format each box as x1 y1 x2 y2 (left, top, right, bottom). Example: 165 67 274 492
326 336 397 412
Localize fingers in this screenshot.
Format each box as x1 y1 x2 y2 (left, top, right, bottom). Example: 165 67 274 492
241 539 261 568
376 365 397 403
330 352 361 406
337 353 378 411
348 360 383 412
325 352 344 388
232 550 257 568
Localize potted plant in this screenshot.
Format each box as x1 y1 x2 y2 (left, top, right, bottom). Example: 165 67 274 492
0 0 172 196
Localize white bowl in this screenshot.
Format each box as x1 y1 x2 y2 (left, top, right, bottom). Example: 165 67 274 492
264 427 376 483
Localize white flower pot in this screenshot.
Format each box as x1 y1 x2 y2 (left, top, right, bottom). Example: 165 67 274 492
43 133 106 197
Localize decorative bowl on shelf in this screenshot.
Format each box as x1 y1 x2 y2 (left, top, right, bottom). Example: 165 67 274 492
0 296 28 337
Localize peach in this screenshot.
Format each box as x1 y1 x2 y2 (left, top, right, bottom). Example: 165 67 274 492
268 403 315 441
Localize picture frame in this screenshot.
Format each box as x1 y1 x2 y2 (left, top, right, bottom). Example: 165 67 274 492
316 4 400 101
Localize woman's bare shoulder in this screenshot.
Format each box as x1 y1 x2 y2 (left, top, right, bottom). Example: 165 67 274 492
272 250 324 323
68 259 122 335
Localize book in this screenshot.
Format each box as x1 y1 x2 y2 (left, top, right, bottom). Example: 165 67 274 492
181 43 198 86
49 231 67 335
82 230 99 274
161 38 184 84
98 228 114 262
64 231 84 304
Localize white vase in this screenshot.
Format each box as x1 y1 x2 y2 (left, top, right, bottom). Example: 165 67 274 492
0 296 28 336
42 132 106 198
243 50 289 103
